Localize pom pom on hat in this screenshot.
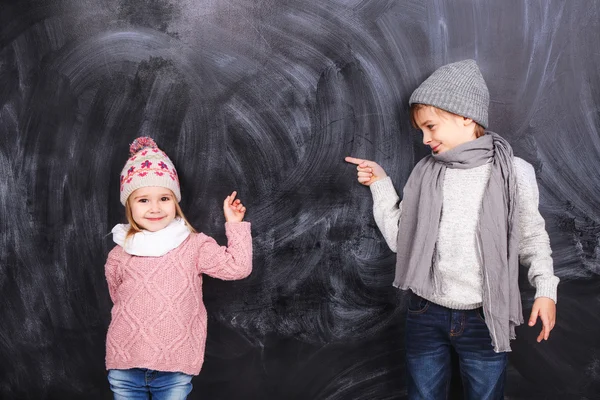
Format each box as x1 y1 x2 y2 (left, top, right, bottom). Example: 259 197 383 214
129 137 158 156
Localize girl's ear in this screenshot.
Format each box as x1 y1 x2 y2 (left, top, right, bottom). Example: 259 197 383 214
462 117 474 126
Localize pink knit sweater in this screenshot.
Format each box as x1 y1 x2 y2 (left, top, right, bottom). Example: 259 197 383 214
104 222 252 375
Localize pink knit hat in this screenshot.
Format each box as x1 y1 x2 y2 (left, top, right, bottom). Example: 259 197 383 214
119 137 181 205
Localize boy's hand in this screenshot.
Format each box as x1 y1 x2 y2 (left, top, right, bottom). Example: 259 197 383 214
528 297 556 342
223 191 246 222
345 157 388 186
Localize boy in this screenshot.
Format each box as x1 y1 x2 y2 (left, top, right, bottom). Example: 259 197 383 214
346 59 558 399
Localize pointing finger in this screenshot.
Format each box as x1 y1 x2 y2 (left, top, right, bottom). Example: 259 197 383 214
345 156 365 165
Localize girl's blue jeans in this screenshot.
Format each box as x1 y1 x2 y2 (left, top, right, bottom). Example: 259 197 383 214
406 293 508 400
108 368 193 400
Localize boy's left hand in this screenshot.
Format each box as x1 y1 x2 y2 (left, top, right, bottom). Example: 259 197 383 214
528 297 556 342
223 191 246 222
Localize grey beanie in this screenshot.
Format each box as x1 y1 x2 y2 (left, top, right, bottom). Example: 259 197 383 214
409 59 490 128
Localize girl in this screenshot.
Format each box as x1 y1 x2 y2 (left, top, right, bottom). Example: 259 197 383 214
105 137 252 400
346 60 558 399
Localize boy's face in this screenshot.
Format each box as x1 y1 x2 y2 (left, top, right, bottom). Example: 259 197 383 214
414 106 477 154
128 186 177 232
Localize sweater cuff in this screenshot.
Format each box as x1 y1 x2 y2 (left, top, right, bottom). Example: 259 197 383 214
369 177 398 203
534 276 559 304
225 221 251 232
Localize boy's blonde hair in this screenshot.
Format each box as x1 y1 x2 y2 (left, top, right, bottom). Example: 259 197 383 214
124 193 197 240
410 104 485 138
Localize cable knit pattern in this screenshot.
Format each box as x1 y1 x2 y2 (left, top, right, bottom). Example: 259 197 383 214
370 157 558 308
105 222 252 375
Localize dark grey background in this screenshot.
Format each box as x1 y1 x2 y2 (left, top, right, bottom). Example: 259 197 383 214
1 0 599 399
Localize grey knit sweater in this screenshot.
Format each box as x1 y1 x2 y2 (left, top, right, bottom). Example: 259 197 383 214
370 157 558 309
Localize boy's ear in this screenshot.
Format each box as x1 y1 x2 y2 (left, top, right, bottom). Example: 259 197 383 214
462 117 474 126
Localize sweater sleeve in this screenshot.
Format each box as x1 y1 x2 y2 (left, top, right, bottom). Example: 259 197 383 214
104 246 123 303
196 222 253 280
515 158 560 303
369 177 402 253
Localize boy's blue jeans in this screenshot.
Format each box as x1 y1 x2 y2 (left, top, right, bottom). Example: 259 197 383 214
405 293 507 400
108 368 193 400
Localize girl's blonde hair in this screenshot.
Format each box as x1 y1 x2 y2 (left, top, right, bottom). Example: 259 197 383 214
410 104 485 138
124 192 196 240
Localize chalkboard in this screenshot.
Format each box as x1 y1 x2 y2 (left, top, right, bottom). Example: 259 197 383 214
1 0 599 399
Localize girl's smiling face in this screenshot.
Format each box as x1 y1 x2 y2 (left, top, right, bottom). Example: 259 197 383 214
414 106 478 154
128 186 176 232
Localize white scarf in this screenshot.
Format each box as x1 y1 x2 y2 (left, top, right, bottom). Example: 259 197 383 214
111 217 191 257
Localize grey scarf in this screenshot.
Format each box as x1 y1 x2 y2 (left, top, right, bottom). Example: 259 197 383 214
394 132 522 352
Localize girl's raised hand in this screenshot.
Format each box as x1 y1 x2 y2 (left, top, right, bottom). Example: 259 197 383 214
223 191 246 222
345 157 388 186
